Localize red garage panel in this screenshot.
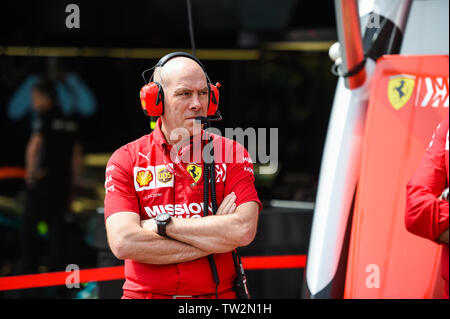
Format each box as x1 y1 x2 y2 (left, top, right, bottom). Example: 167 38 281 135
345 55 448 298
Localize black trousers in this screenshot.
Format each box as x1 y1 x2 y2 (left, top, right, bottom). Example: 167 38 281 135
20 177 70 274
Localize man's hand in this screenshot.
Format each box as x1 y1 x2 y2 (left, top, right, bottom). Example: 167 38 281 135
216 192 237 215
437 228 449 245
165 201 259 254
141 218 157 233
439 188 449 202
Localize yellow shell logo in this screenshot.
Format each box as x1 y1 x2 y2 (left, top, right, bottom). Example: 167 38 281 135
157 168 172 183
388 75 415 110
136 170 153 187
186 164 202 183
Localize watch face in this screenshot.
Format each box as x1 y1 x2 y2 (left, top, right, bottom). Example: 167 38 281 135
156 213 171 223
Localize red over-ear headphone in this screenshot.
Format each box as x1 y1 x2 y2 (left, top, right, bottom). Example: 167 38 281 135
139 52 220 117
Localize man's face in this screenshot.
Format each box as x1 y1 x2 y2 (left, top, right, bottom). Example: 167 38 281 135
159 58 209 142
31 89 54 113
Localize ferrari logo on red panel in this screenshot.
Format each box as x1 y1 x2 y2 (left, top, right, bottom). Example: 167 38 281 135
388 75 415 110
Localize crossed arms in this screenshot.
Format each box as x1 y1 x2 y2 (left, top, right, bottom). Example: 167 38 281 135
105 193 259 264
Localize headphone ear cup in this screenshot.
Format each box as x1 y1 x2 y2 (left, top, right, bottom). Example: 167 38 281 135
140 82 164 116
207 83 219 116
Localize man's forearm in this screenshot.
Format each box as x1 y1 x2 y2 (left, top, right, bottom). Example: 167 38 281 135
25 133 43 182
437 228 449 245
25 141 37 178
165 202 259 254
108 222 210 264
125 235 211 265
165 215 240 254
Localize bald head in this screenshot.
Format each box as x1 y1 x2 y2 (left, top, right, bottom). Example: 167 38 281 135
153 56 207 90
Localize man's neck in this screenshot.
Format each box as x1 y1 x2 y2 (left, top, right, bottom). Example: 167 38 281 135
160 121 203 146
160 123 183 145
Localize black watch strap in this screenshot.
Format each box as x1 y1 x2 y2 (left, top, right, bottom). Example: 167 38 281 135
157 222 167 237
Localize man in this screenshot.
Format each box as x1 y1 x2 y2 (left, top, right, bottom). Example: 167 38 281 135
104 54 262 299
405 112 449 298
21 76 82 275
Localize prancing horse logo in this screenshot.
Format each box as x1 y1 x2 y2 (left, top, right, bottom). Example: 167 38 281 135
186 163 202 183
388 75 415 110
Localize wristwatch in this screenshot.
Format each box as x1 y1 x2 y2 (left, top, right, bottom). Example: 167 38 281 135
441 187 449 202
155 213 172 236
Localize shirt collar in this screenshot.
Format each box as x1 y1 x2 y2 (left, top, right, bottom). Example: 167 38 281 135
152 117 170 151
151 117 204 155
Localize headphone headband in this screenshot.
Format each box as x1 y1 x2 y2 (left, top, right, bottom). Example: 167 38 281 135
155 52 206 71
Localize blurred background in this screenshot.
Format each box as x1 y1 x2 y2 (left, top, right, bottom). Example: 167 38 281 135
0 0 338 298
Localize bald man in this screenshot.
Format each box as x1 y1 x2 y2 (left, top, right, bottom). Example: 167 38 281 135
104 53 262 299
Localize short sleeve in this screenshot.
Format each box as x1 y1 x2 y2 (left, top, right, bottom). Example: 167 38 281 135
224 141 262 213
104 146 140 220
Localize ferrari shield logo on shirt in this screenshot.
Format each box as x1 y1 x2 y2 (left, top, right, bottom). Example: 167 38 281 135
134 164 174 191
388 75 416 110
186 163 202 183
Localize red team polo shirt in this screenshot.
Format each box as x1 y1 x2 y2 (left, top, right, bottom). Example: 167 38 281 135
104 118 262 296
406 113 449 299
